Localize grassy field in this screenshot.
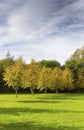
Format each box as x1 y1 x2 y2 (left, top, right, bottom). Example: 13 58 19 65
0 93 84 130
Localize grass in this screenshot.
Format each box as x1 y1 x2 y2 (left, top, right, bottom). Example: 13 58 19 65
0 93 84 130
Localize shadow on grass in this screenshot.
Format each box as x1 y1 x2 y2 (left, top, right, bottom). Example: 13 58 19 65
18 100 60 103
0 107 84 116
0 122 84 130
37 93 84 100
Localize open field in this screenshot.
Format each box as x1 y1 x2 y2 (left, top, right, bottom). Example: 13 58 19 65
0 94 84 130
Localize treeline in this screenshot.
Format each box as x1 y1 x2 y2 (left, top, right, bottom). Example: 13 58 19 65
1 46 84 96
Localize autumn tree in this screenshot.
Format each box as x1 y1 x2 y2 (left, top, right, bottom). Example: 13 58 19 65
50 67 63 93
3 57 25 97
38 66 52 93
23 59 40 95
62 68 74 92
0 52 14 92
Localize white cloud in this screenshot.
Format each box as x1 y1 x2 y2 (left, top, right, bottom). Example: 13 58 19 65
0 0 84 65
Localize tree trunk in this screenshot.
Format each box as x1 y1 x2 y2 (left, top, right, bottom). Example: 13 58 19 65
45 87 47 94
31 88 34 96
78 88 80 93
15 89 18 98
55 88 58 93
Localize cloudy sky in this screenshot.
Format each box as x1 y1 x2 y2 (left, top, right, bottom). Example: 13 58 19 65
0 0 84 64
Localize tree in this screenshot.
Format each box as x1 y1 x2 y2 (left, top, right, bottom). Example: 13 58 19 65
65 46 84 92
0 52 14 92
38 66 52 93
50 67 63 93
77 68 84 91
62 68 74 92
65 46 84 69
23 59 40 95
3 57 25 97
39 60 61 68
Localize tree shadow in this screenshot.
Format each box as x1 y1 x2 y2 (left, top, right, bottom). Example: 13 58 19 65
0 106 84 130
37 93 84 100
18 100 60 103
0 122 84 130
0 107 84 116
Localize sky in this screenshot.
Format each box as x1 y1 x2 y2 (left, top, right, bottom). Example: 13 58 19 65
0 0 84 65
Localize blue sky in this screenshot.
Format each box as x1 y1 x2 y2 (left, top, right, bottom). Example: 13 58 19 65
0 0 84 64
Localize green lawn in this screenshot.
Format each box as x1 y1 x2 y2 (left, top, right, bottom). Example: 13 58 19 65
0 93 84 130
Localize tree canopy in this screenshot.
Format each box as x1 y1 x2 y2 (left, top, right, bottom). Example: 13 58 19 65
3 57 25 97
